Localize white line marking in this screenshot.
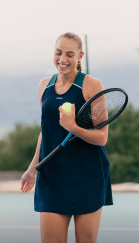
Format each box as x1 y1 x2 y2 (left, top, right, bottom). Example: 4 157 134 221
68 227 139 231
0 226 139 231
99 227 139 231
0 225 40 229
69 227 75 230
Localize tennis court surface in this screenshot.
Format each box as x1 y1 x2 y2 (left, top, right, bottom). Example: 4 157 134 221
0 193 139 243
0 226 139 243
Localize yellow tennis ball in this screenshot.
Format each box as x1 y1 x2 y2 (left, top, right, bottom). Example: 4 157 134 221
62 102 72 114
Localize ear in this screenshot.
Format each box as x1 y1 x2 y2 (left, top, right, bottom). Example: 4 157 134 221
79 52 84 61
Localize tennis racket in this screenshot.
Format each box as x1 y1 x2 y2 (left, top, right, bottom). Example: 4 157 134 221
35 88 128 171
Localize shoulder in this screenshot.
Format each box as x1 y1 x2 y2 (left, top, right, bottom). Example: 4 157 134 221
39 77 51 91
82 74 104 100
38 77 51 101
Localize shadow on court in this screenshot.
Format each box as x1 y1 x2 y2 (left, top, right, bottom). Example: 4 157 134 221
0 227 139 243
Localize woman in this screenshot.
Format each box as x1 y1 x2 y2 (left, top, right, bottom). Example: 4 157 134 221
20 32 113 243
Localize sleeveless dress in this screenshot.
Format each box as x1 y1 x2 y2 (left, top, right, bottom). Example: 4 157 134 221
34 71 113 215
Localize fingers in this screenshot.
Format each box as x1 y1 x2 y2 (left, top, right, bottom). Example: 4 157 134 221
23 182 34 193
59 105 65 114
59 104 75 114
20 178 25 190
71 103 75 114
21 180 34 193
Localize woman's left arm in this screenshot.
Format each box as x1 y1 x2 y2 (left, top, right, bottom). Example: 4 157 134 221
59 76 108 146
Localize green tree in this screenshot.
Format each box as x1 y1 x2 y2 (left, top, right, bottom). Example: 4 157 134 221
0 105 139 184
106 105 139 183
0 123 41 171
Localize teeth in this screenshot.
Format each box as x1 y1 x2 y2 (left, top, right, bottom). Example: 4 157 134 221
59 64 68 68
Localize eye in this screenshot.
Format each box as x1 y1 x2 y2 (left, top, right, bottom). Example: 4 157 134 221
56 52 61 55
67 54 73 58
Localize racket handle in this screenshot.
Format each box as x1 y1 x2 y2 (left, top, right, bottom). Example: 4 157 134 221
35 144 63 171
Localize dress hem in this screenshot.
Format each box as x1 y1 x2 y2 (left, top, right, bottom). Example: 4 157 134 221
34 202 113 215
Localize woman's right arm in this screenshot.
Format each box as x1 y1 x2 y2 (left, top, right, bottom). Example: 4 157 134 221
20 132 42 193
27 131 42 172
20 77 51 193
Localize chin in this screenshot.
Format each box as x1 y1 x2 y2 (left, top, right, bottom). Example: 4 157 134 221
57 67 71 74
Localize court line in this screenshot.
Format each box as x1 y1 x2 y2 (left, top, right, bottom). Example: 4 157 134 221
0 225 40 229
0 225 139 231
99 227 139 231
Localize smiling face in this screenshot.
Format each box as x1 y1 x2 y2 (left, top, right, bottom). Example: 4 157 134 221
54 37 84 74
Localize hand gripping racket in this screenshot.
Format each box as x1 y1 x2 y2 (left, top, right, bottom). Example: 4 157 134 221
35 88 128 171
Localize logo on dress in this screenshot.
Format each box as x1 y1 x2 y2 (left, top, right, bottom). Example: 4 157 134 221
56 97 63 99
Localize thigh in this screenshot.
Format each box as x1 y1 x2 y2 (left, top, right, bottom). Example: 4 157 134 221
40 212 72 243
74 207 102 243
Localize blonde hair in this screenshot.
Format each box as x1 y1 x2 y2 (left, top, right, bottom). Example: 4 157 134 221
55 32 83 71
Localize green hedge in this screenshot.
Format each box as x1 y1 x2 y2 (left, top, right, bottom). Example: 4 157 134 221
0 104 139 183
106 104 139 183
0 123 41 171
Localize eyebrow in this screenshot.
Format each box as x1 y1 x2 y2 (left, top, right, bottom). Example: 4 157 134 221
56 48 75 54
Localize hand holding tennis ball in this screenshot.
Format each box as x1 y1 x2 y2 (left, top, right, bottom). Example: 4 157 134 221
62 102 72 114
59 102 76 132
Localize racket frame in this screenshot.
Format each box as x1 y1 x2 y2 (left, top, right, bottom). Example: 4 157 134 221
35 88 128 171
76 88 128 130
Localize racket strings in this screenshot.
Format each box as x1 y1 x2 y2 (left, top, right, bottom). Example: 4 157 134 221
77 91 126 129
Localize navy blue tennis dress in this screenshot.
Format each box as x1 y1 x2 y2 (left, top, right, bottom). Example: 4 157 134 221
34 71 113 215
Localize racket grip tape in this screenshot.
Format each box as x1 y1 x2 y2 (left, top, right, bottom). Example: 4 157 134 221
35 144 63 171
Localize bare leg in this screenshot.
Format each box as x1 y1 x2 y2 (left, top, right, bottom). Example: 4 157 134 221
40 212 72 243
74 207 102 243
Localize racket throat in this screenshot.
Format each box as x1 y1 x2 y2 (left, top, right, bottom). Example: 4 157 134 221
61 132 73 147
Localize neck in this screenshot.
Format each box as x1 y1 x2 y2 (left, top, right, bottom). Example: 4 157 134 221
57 69 78 85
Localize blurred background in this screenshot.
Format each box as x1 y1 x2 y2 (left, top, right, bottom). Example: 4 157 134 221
0 0 139 183
0 0 139 242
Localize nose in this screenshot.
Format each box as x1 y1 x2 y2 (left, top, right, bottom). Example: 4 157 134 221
59 53 67 63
